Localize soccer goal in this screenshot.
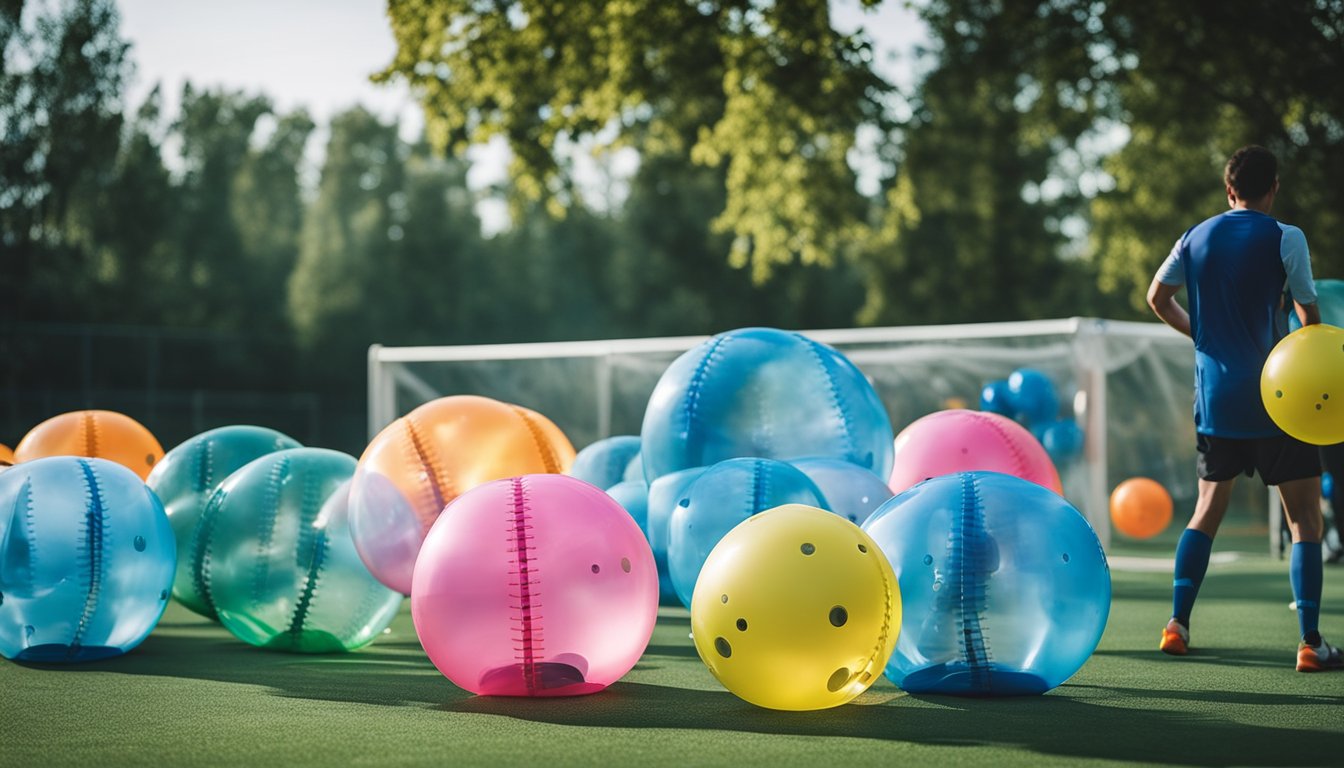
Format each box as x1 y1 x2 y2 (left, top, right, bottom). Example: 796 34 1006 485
367 317 1263 551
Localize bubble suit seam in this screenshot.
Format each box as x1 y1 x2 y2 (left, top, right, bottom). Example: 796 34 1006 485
283 471 328 643
83 412 99 458
955 473 994 689
803 338 858 464
508 477 542 693
510 406 562 474
402 416 451 526
251 457 289 608
10 475 39 588
188 490 223 616
71 460 108 657
682 335 732 463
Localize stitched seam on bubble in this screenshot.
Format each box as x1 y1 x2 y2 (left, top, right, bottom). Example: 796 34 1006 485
860 538 895 687
189 487 224 616
285 471 328 644
508 477 542 693
403 416 451 531
683 335 731 465
84 412 99 458
70 460 107 657
972 411 1029 479
251 457 289 608
804 337 859 465
5 476 39 594
955 473 994 690
511 406 562 474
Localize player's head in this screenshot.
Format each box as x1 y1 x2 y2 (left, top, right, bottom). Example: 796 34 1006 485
1224 145 1278 204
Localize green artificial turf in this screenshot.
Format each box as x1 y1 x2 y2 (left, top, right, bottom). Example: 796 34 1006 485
3 554 1341 768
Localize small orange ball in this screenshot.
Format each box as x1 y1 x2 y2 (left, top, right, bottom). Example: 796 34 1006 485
14 410 164 480
1109 477 1173 539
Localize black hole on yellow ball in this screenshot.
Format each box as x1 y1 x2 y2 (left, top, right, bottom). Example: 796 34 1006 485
801 543 815 555
721 594 729 604
620 557 631 573
829 606 848 627
1318 404 1324 411
857 544 868 554
591 564 600 574
715 637 732 658
827 667 851 693
736 618 747 631
1276 390 1284 398
1325 394 1331 400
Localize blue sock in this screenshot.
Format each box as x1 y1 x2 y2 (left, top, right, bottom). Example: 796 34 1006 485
1172 528 1213 627
1291 542 1323 644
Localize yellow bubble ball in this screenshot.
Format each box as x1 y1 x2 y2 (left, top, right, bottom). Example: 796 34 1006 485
1261 324 1344 445
690 504 900 711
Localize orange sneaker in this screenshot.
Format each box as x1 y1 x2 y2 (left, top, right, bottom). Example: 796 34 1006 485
1160 619 1189 655
1297 638 1344 672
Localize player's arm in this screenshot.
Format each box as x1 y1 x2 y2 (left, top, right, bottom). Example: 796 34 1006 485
1148 239 1191 338
1281 224 1320 327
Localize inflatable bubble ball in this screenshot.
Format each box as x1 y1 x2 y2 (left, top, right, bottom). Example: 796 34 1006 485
863 471 1110 696
0 457 174 662
691 504 900 711
646 467 708 603
569 435 642 490
1006 368 1060 425
979 379 1014 417
888 409 1062 495
192 448 402 653
640 327 894 484
413 474 658 697
668 458 827 608
15 410 164 480
1261 324 1344 445
604 479 650 538
1037 419 1085 465
147 425 302 619
1109 477 1173 540
350 395 576 595
792 457 894 525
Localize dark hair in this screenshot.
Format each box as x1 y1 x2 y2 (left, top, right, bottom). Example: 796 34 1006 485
1224 145 1277 201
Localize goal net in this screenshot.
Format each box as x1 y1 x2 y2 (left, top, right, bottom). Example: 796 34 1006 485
367 317 1274 552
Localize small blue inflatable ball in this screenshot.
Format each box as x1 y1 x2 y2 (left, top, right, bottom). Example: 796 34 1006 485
1037 419 1085 464
0 457 175 662
605 479 650 538
1007 368 1060 425
623 451 644 483
645 467 707 603
979 379 1015 417
791 457 893 525
640 327 894 484
668 458 827 608
569 435 642 490
191 448 402 652
862 471 1110 696
1323 472 1335 502
147 425 301 619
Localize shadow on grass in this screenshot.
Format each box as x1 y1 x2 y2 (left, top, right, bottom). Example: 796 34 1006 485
1092 646 1292 669
441 680 1336 766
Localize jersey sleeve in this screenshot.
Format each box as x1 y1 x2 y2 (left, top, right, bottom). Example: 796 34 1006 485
1155 238 1185 286
1279 224 1317 305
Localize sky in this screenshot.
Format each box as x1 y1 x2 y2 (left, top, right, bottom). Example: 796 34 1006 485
115 0 927 232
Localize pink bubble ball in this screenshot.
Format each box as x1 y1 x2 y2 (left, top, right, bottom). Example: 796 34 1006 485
412 474 658 697
888 409 1063 495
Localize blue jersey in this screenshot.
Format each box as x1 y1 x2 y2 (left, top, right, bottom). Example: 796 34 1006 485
1156 209 1316 437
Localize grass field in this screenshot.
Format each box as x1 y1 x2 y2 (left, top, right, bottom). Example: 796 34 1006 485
3 549 1341 768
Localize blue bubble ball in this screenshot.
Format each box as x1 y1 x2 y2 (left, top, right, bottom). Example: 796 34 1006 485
640 327 894 484
645 467 707 603
0 457 175 662
569 436 642 490
1038 419 1085 464
979 379 1014 416
1323 471 1335 501
668 458 826 607
862 471 1110 695
791 457 894 525
1007 368 1060 425
605 479 650 538
147 425 301 619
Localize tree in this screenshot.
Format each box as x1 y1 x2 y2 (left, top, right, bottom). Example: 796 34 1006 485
377 0 892 280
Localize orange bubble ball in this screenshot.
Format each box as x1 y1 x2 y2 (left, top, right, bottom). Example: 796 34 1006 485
349 395 577 595
0 443 13 465
1109 477 1173 539
14 410 164 480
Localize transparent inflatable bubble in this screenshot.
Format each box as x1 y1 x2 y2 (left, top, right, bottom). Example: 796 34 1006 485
569 435 641 490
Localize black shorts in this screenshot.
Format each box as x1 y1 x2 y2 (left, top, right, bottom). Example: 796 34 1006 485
1196 433 1321 485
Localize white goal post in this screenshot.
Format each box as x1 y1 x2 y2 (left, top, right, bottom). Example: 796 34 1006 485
367 317 1279 552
